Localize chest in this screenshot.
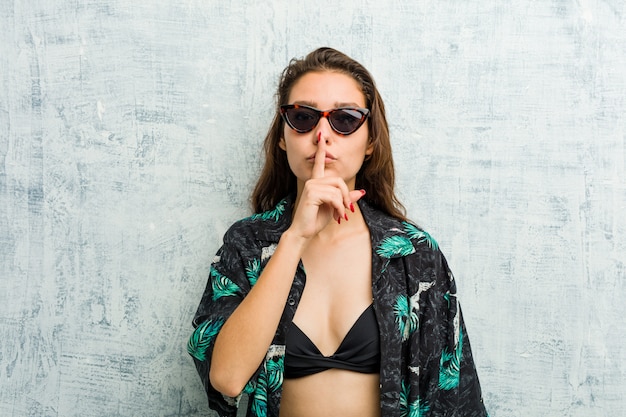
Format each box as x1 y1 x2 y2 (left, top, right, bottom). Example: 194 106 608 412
293 233 373 356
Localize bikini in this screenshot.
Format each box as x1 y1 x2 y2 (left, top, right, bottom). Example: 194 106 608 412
284 304 381 378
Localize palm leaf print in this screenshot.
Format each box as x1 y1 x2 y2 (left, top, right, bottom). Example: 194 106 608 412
438 326 464 390
243 379 257 395
187 318 225 361
400 380 410 416
394 294 418 342
249 355 283 417
400 381 430 417
403 222 439 250
210 268 240 301
266 356 284 392
251 368 268 417
376 235 416 258
250 199 286 222
246 258 261 286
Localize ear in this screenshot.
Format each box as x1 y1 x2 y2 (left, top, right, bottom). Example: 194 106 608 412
365 138 374 156
279 137 287 151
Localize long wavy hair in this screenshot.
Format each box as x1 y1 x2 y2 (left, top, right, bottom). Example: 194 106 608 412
251 47 406 221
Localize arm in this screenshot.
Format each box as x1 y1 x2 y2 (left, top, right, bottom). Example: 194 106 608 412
209 229 307 396
188 227 308 414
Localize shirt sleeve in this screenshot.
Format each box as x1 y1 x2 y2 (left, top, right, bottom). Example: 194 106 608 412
187 227 260 417
408 245 488 416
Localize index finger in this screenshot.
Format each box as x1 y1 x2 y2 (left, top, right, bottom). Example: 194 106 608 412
312 132 325 179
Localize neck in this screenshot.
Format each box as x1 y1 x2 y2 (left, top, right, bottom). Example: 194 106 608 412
318 202 368 244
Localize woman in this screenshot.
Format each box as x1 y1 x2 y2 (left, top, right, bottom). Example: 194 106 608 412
188 47 488 417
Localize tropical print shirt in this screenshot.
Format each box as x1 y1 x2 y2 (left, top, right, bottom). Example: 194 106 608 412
188 195 488 417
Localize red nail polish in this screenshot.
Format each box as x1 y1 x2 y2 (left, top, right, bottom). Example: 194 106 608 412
317 132 321 143
350 203 355 213
337 217 341 225
344 213 349 221
360 189 366 196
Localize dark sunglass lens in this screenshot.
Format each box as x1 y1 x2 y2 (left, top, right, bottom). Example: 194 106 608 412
330 109 363 134
287 107 319 131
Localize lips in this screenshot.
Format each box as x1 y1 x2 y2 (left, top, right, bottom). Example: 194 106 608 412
307 152 336 161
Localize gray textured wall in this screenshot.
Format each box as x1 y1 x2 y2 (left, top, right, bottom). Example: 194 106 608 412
1 1 624 416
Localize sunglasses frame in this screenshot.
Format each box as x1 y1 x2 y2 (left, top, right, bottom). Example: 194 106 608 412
280 104 370 135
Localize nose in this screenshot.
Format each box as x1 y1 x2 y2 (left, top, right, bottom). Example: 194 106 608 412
314 116 333 144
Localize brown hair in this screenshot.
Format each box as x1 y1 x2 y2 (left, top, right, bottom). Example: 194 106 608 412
251 47 406 221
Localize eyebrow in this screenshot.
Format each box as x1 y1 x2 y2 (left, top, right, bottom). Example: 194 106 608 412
292 100 364 108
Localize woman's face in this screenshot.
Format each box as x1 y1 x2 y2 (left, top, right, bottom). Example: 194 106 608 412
279 71 373 192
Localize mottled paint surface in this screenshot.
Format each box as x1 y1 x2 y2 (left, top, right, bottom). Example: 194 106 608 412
0 1 624 416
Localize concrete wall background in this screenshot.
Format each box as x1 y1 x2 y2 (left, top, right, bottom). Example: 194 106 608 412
1 1 624 416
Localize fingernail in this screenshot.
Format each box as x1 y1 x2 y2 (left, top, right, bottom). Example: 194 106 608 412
350 203 355 213
344 213 349 221
360 189 366 196
337 217 341 225
317 132 321 143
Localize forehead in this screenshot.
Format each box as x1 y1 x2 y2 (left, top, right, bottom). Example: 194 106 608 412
288 71 366 107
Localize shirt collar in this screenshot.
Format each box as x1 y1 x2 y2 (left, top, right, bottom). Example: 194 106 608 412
249 194 411 258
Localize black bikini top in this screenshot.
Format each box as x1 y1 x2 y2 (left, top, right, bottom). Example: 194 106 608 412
284 304 380 379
